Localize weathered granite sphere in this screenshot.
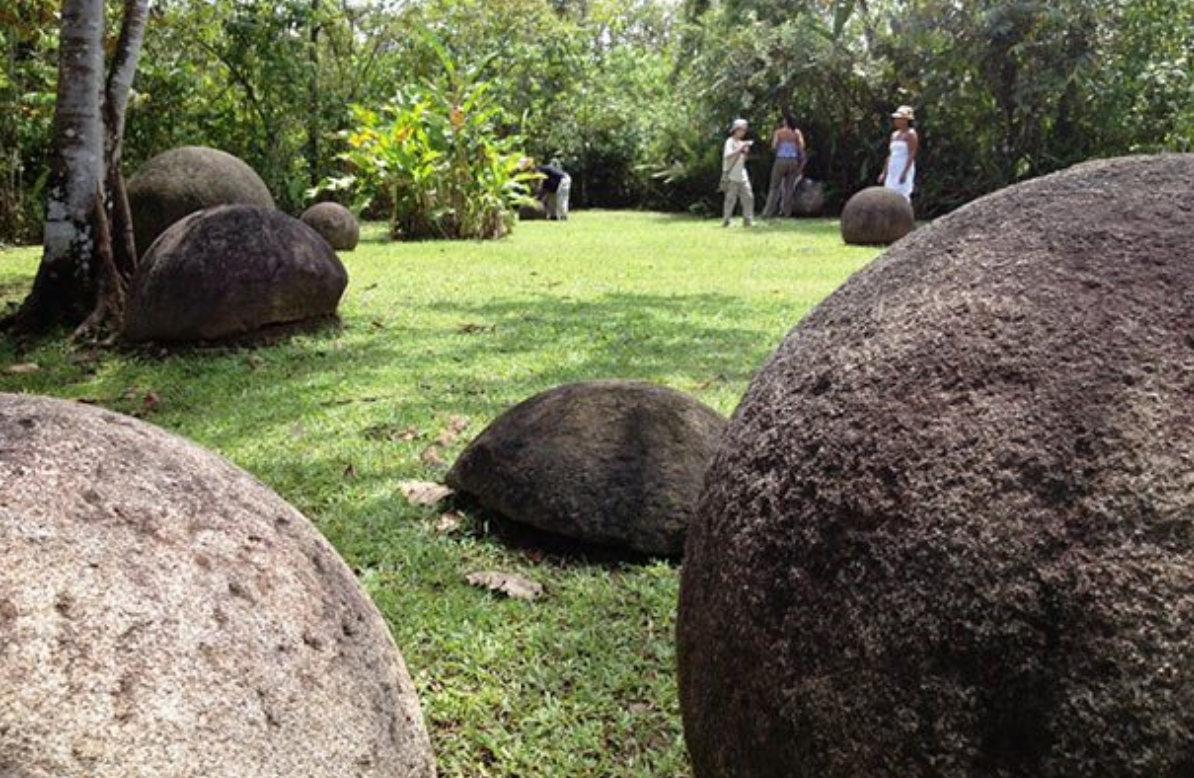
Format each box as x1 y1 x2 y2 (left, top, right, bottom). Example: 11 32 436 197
128 146 275 257
840 185 914 244
791 178 825 216
447 380 726 557
122 205 348 343
678 154 1194 778
301 202 360 251
0 393 436 778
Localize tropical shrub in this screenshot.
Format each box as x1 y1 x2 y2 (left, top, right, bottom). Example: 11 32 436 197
320 38 536 241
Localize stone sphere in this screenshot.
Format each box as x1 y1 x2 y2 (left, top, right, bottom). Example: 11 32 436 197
840 185 914 245
790 178 825 216
301 202 360 251
518 200 547 221
678 154 1194 778
447 380 726 557
128 146 275 257
123 205 348 344
0 393 436 778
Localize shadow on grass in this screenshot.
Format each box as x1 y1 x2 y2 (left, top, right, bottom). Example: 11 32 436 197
1 287 792 537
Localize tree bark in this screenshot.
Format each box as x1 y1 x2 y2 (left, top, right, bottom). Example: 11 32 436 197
78 0 149 338
6 0 106 333
4 0 149 339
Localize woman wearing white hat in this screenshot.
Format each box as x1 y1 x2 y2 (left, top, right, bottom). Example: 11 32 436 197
878 105 918 201
721 118 755 227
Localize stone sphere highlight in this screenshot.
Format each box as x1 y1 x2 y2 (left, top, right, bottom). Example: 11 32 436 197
301 202 361 251
447 380 727 557
0 393 436 778
128 146 275 257
122 205 348 344
679 154 1194 778
840 185 914 245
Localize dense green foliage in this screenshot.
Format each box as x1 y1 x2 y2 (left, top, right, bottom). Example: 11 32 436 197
323 37 537 240
2 0 1192 244
0 212 879 776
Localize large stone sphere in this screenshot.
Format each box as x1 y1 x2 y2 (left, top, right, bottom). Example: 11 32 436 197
301 202 360 251
518 200 547 221
0 393 436 778
840 185 914 244
128 146 275 257
447 380 726 557
790 178 825 216
678 154 1194 778
123 205 348 344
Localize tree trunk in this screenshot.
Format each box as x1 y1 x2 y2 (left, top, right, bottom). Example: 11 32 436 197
4 0 148 339
79 0 148 337
6 0 106 333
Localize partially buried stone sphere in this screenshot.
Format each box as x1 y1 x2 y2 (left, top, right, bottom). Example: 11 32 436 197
447 380 727 558
0 393 436 778
840 185 914 245
518 200 547 221
679 154 1194 778
790 178 825 217
122 204 348 344
127 145 275 257
301 202 361 251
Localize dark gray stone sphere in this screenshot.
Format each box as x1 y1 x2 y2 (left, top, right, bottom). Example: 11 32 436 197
301 202 360 251
447 380 727 557
791 178 825 216
123 205 347 343
840 185 914 245
128 146 275 258
679 154 1194 778
0 393 436 778
518 200 547 221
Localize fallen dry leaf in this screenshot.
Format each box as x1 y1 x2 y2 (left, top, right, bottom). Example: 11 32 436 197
435 512 464 534
420 446 447 468
5 363 39 375
434 415 470 447
399 480 454 507
363 423 422 442
466 570 543 601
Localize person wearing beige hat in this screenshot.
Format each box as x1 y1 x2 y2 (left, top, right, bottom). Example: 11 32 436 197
721 118 755 227
878 105 918 201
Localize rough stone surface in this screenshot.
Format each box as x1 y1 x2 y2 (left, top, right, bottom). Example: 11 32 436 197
123 205 348 343
301 202 360 251
447 381 726 557
678 154 1194 778
791 178 825 216
518 200 547 221
128 146 275 257
0 393 436 778
840 185 914 244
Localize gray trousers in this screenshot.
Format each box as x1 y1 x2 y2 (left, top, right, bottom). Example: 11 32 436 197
722 179 754 224
763 158 803 217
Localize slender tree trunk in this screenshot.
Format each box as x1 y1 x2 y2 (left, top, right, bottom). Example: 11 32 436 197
308 0 322 189
79 0 148 337
4 0 148 339
6 0 105 333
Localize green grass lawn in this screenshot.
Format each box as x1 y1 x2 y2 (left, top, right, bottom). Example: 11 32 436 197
0 210 878 777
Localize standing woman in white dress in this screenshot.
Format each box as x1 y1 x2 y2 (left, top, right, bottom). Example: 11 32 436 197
878 105 918 201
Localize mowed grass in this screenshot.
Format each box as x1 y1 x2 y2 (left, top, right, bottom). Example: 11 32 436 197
0 210 878 777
